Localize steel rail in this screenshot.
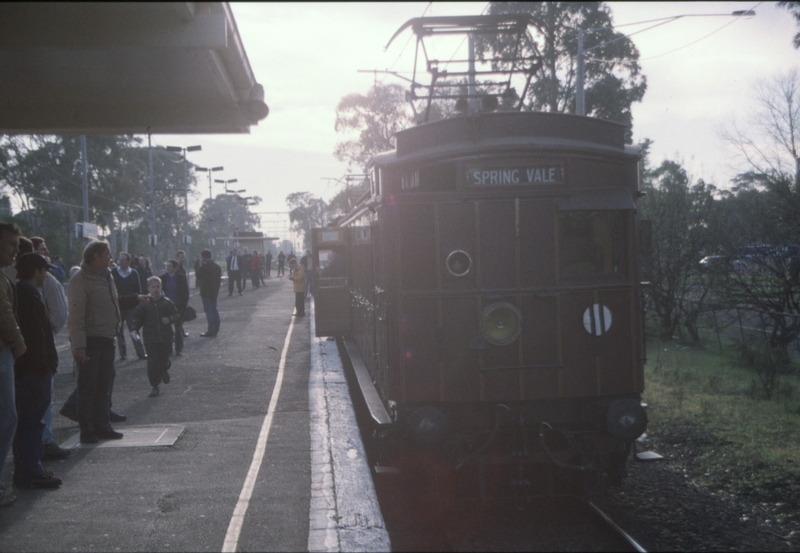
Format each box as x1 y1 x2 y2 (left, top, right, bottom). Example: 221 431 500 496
587 500 647 553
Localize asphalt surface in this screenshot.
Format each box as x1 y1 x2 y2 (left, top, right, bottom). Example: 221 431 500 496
0 274 388 552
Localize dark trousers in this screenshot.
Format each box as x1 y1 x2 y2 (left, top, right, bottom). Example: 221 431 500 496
265 264 271 277
117 308 145 359
77 337 116 434
295 291 305 316
174 318 184 354
278 263 285 276
228 271 242 295
202 296 220 335
145 342 172 388
241 270 249 290
12 370 50 481
251 269 261 288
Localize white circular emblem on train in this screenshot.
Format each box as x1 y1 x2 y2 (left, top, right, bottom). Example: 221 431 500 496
445 250 472 277
583 304 612 336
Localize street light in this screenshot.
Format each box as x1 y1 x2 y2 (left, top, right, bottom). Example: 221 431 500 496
575 10 756 116
165 144 201 253
214 178 239 195
196 165 224 199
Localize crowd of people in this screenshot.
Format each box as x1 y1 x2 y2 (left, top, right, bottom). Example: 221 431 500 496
0 230 314 506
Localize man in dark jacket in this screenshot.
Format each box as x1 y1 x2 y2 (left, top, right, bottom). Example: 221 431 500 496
112 252 145 361
12 253 61 489
240 248 252 291
175 250 190 338
277 251 285 276
225 248 242 296
160 260 188 355
196 249 221 337
264 250 272 278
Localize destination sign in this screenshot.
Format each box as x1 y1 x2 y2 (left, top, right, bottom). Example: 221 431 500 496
467 165 563 186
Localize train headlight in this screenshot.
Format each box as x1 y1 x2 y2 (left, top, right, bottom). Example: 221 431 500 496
605 398 648 441
480 302 522 346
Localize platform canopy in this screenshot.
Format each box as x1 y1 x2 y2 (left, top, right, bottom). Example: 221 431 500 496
0 2 269 135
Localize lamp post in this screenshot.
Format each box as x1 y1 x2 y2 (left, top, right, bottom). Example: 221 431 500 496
215 178 239 195
165 144 201 257
195 165 224 200
575 10 755 116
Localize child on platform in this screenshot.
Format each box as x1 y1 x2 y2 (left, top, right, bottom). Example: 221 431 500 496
133 276 180 397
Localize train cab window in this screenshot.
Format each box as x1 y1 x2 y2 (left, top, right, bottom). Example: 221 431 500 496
318 248 347 278
370 168 382 197
559 211 628 281
400 164 456 192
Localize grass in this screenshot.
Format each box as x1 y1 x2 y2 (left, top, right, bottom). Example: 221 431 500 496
642 340 800 513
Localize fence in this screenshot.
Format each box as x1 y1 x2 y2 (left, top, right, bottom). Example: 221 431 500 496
644 299 800 359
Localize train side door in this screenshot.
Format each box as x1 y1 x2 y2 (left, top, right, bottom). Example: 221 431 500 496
312 227 351 337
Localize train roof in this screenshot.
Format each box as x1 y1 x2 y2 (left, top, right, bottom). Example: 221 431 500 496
372 111 639 168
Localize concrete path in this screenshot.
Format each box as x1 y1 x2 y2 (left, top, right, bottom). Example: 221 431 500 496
0 275 388 552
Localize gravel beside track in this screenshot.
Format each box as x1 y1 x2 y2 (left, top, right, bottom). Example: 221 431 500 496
593 425 798 552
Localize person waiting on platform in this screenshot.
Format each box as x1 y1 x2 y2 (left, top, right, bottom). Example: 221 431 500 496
288 258 305 317
160 260 188 356
12 253 61 489
250 250 262 289
132 276 180 398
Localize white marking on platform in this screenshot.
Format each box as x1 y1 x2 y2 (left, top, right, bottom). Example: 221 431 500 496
61 425 184 449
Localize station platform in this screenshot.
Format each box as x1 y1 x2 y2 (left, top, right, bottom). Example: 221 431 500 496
0 275 390 552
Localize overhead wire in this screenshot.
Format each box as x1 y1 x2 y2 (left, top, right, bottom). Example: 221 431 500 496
640 2 762 61
583 2 763 64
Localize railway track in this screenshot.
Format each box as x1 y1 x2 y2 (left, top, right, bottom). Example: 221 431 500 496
374 464 648 552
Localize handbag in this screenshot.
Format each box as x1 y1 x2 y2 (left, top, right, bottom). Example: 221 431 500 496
183 305 197 322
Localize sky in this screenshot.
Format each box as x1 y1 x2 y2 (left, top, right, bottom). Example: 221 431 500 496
156 2 799 247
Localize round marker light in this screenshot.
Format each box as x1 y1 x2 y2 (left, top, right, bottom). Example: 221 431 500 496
445 250 472 277
480 302 522 346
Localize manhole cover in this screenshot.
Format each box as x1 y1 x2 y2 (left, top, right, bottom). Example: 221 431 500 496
61 425 184 449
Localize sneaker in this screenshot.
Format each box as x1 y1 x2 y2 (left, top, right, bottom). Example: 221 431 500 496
15 471 62 490
95 429 123 440
0 490 16 506
42 443 71 460
162 371 170 384
149 387 160 398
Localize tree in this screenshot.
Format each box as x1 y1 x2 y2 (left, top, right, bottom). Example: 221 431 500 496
476 2 646 141
639 146 718 342
0 135 153 265
333 84 415 171
197 193 260 244
286 192 329 250
333 81 457 172
714 172 800 360
779 1 800 48
715 70 800 359
721 69 800 191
